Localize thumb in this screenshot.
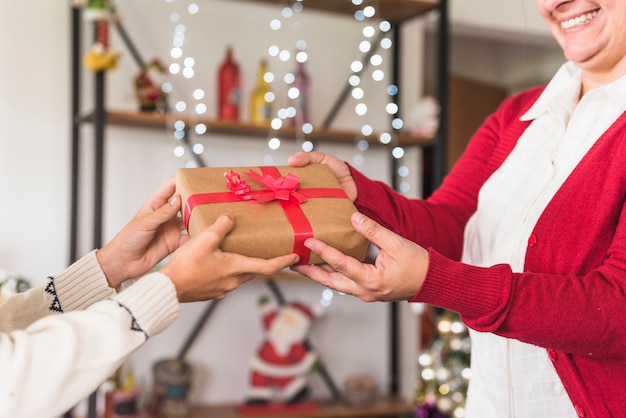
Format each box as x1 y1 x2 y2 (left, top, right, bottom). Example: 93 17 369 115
351 212 395 249
143 194 182 228
196 213 236 244
288 151 324 167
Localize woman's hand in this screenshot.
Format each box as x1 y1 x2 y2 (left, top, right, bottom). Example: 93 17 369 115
291 212 429 302
288 151 358 202
160 214 300 303
96 177 187 288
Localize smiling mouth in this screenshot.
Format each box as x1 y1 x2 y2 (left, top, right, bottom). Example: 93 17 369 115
561 10 599 29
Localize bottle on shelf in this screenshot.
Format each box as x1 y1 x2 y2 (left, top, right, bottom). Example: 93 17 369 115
291 58 310 126
217 46 241 121
249 59 273 126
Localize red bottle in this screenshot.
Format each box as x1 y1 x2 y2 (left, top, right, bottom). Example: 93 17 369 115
218 47 241 121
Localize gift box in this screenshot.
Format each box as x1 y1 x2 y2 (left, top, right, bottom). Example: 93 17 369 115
176 164 369 265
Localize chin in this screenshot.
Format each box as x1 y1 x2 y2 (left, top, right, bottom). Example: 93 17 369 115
563 48 597 66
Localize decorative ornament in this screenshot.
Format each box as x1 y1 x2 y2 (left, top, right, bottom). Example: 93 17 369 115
150 358 193 416
245 296 324 405
415 399 450 418
83 0 119 72
407 96 440 138
342 374 378 406
0 271 30 305
134 58 168 112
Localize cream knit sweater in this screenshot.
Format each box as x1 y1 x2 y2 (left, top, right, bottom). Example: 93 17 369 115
0 250 179 417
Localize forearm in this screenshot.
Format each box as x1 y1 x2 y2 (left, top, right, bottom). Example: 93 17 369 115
350 166 467 260
0 251 114 332
0 272 179 418
413 249 626 361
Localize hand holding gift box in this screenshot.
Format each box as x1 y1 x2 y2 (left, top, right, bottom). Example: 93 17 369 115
176 164 369 265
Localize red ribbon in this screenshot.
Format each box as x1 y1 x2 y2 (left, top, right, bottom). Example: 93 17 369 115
183 166 348 264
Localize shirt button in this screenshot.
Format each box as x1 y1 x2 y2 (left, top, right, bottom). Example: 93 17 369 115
574 404 586 417
547 349 558 361
528 233 537 247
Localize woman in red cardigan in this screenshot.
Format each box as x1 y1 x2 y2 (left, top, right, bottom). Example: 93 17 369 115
290 1 626 417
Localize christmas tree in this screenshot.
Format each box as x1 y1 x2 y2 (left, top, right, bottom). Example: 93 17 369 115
415 309 471 418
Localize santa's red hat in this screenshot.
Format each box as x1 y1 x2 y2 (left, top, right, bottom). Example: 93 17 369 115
287 301 314 319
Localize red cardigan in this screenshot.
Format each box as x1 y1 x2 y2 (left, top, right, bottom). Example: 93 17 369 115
351 86 626 417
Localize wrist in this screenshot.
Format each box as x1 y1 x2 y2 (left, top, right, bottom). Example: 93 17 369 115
96 247 124 289
158 264 183 301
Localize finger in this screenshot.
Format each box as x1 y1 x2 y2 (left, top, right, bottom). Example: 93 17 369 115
235 253 301 276
178 234 190 247
291 264 324 281
292 263 360 296
287 152 310 167
142 177 177 212
303 238 352 274
266 253 301 271
351 212 399 252
200 213 236 244
301 238 367 291
306 263 336 274
137 194 182 231
319 263 339 273
287 151 325 167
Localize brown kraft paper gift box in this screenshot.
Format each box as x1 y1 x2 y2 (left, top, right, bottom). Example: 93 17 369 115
176 164 369 265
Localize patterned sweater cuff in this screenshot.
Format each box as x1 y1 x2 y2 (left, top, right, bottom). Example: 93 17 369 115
113 272 180 338
53 250 116 312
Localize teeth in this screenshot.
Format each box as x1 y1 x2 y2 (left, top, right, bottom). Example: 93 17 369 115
561 11 598 29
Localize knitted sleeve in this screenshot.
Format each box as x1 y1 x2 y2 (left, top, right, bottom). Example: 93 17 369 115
0 272 179 418
0 251 115 332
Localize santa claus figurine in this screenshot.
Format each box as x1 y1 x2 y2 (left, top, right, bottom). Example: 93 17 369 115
246 296 322 405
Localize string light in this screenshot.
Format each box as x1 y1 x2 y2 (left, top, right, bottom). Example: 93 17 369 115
162 0 411 190
264 0 312 159
164 0 211 167
347 0 409 178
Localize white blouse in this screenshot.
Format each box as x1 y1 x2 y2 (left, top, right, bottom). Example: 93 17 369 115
461 61 626 417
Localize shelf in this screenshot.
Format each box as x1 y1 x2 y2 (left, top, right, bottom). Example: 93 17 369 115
138 396 414 418
231 0 438 23
105 110 434 147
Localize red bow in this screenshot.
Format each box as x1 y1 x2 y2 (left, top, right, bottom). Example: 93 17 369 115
225 169 308 204
224 170 251 196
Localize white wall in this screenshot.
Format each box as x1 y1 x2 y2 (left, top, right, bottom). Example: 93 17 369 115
0 1 72 291
451 0 550 38
448 0 563 93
